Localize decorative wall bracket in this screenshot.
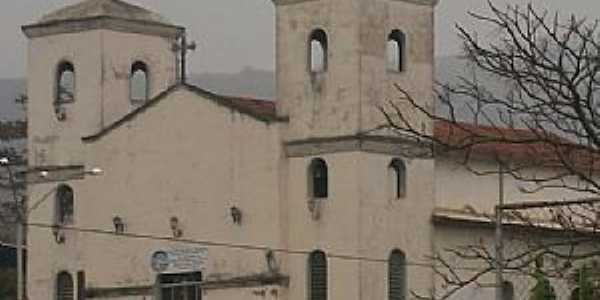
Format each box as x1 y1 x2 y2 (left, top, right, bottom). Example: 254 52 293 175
51 225 65 244
307 198 322 221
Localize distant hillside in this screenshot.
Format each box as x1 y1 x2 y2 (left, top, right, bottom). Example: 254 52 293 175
190 67 275 100
0 57 494 123
0 68 275 123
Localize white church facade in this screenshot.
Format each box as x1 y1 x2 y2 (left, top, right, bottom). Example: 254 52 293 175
21 0 584 300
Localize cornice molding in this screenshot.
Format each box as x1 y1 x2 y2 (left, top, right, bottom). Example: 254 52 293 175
22 16 184 39
285 134 433 158
271 0 438 6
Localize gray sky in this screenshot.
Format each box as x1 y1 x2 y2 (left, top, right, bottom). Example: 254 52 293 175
1 0 600 79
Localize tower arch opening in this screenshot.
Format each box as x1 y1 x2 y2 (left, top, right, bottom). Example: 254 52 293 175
387 30 406 72
309 29 328 73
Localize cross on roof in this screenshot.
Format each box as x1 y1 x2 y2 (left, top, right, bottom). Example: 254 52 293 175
172 34 197 84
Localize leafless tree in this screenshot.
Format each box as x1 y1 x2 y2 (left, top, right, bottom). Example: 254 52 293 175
0 122 26 244
380 1 600 299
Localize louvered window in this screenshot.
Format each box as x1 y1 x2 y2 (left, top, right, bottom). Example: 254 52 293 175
57 272 74 300
389 250 407 300
308 250 327 300
310 158 328 199
389 159 407 199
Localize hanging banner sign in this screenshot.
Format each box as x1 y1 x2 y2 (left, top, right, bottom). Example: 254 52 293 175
150 247 208 273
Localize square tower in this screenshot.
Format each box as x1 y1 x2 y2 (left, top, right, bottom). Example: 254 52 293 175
22 0 183 167
273 0 437 141
275 1 439 299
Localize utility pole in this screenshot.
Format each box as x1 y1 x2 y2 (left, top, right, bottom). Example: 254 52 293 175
0 157 24 300
0 154 103 300
495 162 505 300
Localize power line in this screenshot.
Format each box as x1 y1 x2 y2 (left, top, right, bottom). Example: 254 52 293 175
26 222 484 271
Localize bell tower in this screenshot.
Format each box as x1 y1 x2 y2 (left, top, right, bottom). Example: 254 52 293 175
275 1 439 300
22 0 183 167
273 0 437 141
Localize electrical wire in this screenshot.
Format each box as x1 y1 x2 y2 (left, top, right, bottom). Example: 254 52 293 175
26 222 486 271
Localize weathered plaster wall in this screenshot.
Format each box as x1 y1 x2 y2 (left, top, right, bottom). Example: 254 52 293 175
283 152 435 300
360 0 435 135
275 0 435 141
27 30 103 167
434 157 593 213
356 153 435 299
97 30 178 126
26 29 177 168
275 0 362 140
26 89 284 300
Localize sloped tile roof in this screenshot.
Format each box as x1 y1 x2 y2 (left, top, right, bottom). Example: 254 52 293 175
82 83 285 142
434 120 600 170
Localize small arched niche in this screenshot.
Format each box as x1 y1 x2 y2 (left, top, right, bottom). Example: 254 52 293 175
130 61 149 104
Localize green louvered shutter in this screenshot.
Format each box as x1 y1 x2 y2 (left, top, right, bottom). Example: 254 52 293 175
309 251 327 300
389 250 407 300
311 159 328 199
57 272 74 300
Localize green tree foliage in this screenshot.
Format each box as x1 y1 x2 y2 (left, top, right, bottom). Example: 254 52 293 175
530 259 556 300
0 268 17 299
569 263 600 300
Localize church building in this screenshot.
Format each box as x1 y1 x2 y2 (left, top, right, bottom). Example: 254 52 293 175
21 0 577 299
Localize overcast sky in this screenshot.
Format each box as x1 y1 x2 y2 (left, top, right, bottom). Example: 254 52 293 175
1 0 599 79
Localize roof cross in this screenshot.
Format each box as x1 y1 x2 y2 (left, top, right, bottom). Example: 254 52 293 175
172 33 197 84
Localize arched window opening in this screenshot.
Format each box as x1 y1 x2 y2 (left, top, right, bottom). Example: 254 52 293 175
56 184 74 225
309 29 328 73
130 61 149 103
56 62 75 103
55 61 75 121
389 159 407 199
56 271 74 300
308 250 327 300
389 249 407 300
309 158 328 199
502 281 515 300
387 30 406 72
